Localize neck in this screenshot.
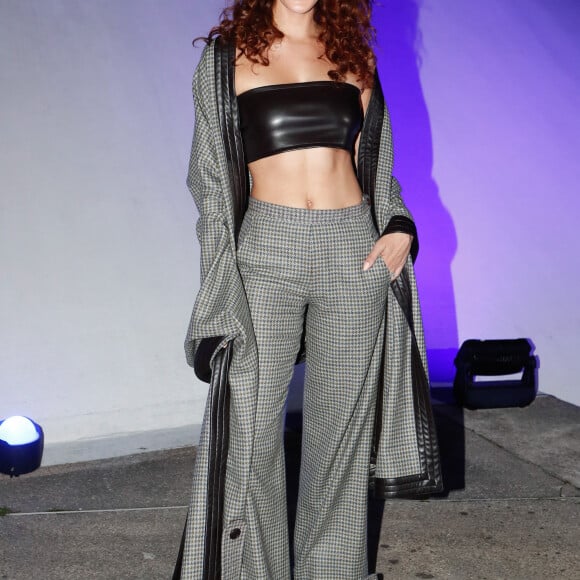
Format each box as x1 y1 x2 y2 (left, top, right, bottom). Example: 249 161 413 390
271 1 318 41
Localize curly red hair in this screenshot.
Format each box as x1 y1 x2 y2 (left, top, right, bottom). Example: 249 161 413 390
196 0 376 89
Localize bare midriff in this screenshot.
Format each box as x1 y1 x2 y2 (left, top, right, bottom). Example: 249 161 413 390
248 146 363 209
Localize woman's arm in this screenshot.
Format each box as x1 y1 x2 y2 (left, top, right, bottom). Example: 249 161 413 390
360 69 418 278
379 175 418 262
363 173 416 281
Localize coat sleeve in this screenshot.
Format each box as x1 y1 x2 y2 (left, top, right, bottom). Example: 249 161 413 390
378 95 419 262
183 43 239 378
380 175 419 262
188 45 226 282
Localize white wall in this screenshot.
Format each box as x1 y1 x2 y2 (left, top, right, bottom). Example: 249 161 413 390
0 1 220 448
0 0 578 459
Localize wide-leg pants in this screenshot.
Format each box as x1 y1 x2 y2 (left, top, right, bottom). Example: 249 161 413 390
236 196 390 580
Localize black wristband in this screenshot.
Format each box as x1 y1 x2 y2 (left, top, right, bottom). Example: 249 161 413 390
194 335 226 383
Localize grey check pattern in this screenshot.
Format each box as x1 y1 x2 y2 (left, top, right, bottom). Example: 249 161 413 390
180 38 435 579
234 197 389 578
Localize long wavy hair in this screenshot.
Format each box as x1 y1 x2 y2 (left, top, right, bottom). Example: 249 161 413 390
195 0 376 89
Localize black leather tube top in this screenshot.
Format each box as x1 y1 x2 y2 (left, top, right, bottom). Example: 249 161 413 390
236 81 363 164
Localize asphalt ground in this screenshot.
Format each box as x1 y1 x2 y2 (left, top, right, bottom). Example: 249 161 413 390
1 393 578 579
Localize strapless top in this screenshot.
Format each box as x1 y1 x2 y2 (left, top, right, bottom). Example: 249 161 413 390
236 80 363 164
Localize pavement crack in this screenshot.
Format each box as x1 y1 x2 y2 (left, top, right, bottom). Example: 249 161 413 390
4 505 189 517
460 423 580 492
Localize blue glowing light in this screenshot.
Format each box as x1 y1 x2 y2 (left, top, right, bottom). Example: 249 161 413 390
0 416 41 445
0 416 44 476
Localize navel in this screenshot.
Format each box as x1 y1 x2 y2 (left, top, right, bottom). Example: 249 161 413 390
306 198 314 209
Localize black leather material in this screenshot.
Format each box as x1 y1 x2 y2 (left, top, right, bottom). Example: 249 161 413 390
237 81 363 163
372 268 444 497
171 517 186 580
218 37 251 247
194 335 226 383
356 68 384 236
202 339 233 579
173 339 234 580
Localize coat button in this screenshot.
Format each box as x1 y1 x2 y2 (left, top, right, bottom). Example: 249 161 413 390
229 528 241 540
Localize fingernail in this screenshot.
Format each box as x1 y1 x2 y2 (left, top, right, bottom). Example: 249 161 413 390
363 261 370 271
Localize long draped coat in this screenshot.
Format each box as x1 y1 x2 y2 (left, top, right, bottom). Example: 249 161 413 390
178 35 443 579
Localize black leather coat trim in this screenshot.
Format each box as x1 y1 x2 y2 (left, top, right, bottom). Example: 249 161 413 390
381 215 419 263
220 37 249 245
357 68 384 234
373 268 443 498
199 40 240 580
194 335 226 383
172 516 187 580
202 339 233 579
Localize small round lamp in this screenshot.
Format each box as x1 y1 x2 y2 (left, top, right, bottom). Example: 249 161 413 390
0 416 44 477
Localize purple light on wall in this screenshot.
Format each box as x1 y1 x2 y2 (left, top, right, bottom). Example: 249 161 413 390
373 0 458 382
372 0 580 405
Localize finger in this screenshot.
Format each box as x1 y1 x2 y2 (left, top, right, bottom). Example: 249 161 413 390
390 266 402 281
362 244 385 271
382 249 409 274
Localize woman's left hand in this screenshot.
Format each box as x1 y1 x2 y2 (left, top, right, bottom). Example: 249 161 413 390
362 232 413 281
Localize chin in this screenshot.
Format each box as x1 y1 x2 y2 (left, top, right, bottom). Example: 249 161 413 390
277 0 319 15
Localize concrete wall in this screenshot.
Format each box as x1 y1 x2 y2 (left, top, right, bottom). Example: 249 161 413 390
0 0 216 450
1 0 578 459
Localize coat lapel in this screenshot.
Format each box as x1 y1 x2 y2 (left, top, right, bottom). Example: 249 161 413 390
214 38 249 244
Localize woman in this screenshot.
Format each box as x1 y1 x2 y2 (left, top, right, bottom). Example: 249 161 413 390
177 1 443 578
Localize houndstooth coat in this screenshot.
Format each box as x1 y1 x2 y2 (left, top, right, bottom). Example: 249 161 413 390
178 36 443 579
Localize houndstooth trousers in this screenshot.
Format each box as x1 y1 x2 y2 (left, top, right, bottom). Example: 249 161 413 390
235 195 389 580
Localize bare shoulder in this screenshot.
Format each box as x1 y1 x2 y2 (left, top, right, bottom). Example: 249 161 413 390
234 45 244 61
358 51 377 115
233 46 261 96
